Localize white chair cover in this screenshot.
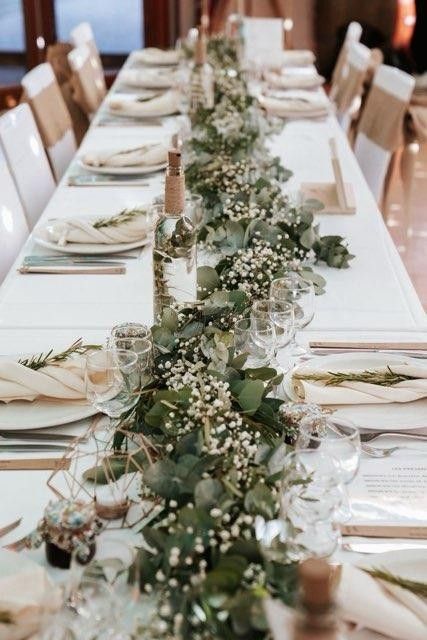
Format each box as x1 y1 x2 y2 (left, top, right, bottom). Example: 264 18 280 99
0 104 55 230
0 147 29 284
21 62 76 182
354 64 415 202
68 44 106 116
334 41 371 133
70 22 106 97
331 21 362 88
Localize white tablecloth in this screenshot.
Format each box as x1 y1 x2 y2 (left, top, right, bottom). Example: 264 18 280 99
0 53 426 633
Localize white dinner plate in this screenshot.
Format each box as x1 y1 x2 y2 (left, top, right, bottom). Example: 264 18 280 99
0 398 97 430
359 549 427 583
283 352 427 430
78 157 167 176
34 217 151 255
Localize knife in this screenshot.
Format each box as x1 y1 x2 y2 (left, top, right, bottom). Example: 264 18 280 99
343 541 427 553
23 258 126 267
68 175 151 187
24 253 138 261
0 444 69 452
19 265 126 275
0 432 76 442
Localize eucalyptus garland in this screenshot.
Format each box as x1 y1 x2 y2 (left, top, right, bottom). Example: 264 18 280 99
85 36 354 640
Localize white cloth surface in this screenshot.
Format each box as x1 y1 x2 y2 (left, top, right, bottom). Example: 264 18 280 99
120 68 175 89
131 47 181 66
0 551 61 640
281 50 316 67
108 90 179 117
265 69 325 89
83 143 167 168
292 362 427 405
47 210 150 245
0 356 86 402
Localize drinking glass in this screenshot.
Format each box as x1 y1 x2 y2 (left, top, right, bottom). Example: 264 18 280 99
233 317 269 366
86 349 140 424
108 335 152 388
296 415 361 522
252 299 294 371
250 315 276 363
280 449 342 558
270 273 315 357
153 193 204 229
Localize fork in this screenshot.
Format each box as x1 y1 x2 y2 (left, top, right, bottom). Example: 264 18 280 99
360 431 427 443
362 443 425 458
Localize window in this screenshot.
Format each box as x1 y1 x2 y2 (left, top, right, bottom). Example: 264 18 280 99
55 0 144 54
0 0 25 52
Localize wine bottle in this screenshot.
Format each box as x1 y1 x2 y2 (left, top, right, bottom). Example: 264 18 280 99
189 27 214 116
153 149 197 317
293 559 346 640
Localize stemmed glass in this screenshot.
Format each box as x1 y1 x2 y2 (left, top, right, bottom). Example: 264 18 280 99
281 449 342 558
270 273 315 357
295 415 361 522
234 317 274 366
251 299 294 371
86 349 140 430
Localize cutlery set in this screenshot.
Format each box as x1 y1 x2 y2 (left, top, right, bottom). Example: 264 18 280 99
68 175 151 187
18 254 135 275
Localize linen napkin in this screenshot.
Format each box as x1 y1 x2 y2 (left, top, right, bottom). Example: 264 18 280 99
337 564 427 640
83 143 167 168
280 50 316 67
264 565 427 640
265 70 325 90
120 68 175 89
108 90 179 118
291 362 427 405
0 552 62 640
0 356 86 402
132 47 181 66
47 209 150 246
259 91 329 119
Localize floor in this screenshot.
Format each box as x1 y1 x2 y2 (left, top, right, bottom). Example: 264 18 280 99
385 143 427 312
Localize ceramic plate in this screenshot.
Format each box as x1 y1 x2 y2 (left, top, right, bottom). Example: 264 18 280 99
359 549 427 583
34 217 151 255
77 157 166 176
0 397 97 430
283 352 427 430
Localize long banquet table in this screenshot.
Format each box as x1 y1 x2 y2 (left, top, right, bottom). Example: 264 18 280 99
0 50 427 581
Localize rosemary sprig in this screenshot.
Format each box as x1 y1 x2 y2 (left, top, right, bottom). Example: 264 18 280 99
0 611 13 624
93 207 146 229
293 366 417 387
18 339 101 371
363 567 427 598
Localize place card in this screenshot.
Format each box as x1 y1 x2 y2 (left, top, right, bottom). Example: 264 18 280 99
343 459 427 538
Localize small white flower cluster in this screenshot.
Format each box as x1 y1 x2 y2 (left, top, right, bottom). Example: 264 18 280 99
219 236 300 298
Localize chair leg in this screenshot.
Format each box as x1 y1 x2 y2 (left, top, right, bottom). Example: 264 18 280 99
382 150 398 220
400 141 420 240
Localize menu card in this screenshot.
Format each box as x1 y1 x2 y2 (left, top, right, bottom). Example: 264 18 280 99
242 18 284 68
343 459 427 538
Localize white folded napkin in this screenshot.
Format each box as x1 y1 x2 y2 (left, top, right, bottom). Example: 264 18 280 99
108 90 179 118
338 564 427 640
259 93 329 119
47 209 150 246
280 50 316 67
120 68 175 89
264 565 427 640
292 363 427 405
265 70 325 90
0 356 87 403
83 143 167 168
0 552 61 640
132 47 181 66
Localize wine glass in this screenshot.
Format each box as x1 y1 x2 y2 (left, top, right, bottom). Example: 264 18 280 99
108 335 152 389
86 349 140 427
252 299 294 371
233 317 267 366
250 315 276 364
296 415 361 522
281 449 342 558
270 273 315 357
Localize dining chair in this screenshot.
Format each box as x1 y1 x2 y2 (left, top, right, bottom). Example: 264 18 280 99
331 21 363 90
354 64 415 203
0 104 55 230
68 44 106 117
70 22 106 97
21 62 77 182
333 41 371 134
0 146 29 284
